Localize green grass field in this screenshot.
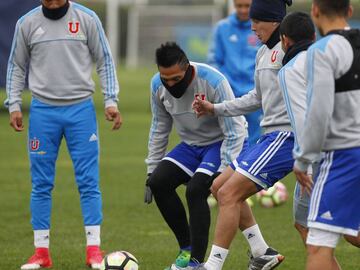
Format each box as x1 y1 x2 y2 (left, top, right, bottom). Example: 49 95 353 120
0 67 359 270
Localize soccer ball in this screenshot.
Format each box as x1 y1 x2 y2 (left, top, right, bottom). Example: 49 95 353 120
256 182 288 208
100 251 139 270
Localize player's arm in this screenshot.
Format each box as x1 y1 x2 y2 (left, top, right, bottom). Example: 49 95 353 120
207 23 224 71
145 84 173 175
213 87 262 117
6 20 29 132
215 80 247 171
192 86 261 117
87 13 122 129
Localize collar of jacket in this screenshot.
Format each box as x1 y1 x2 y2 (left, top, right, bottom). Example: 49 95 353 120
266 26 280 49
282 39 314 65
42 0 69 20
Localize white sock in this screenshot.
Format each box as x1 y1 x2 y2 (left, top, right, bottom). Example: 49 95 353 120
34 230 50 248
242 224 268 257
85 225 101 246
204 245 229 270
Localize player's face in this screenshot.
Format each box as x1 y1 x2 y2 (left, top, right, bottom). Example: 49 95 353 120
159 64 187 87
251 19 279 44
234 0 252 21
41 0 67 9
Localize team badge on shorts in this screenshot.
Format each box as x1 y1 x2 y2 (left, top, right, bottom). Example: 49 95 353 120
30 138 40 151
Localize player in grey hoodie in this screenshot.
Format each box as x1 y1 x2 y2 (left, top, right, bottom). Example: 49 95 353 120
192 1 292 270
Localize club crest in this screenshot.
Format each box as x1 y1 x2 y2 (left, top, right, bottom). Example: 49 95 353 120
30 138 40 151
68 21 80 34
194 93 206 101
271 50 279 63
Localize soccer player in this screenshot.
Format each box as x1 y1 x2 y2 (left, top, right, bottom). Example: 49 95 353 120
293 0 360 269
192 0 293 269
144 42 247 270
5 0 121 269
279 10 360 251
278 11 317 246
208 0 262 146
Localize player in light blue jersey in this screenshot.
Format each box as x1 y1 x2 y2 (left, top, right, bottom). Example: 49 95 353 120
278 11 317 246
144 42 248 270
6 0 121 269
293 0 360 269
192 1 293 269
208 0 262 146
279 10 360 253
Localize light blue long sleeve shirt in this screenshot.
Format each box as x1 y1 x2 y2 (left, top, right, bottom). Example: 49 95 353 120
208 13 260 97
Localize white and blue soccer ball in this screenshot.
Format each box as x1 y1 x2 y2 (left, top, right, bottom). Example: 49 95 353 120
100 251 139 270
256 181 288 208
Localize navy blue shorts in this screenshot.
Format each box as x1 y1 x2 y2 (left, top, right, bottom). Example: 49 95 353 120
163 141 223 177
230 131 294 189
308 149 360 236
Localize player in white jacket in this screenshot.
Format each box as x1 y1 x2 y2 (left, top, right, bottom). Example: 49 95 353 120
293 1 360 269
145 42 247 270
192 1 292 270
279 10 360 252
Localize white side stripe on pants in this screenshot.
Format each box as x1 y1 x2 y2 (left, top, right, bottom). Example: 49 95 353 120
308 152 333 221
249 132 291 175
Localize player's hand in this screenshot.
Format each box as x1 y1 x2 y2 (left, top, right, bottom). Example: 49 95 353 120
10 111 24 132
192 98 215 118
293 166 313 195
144 174 153 204
105 106 122 130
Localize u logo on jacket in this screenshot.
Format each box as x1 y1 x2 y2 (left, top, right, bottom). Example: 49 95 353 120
68 22 80 34
271 51 279 63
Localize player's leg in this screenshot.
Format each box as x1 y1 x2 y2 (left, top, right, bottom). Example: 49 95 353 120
185 172 212 267
210 139 250 200
344 233 360 248
184 141 223 267
22 99 63 269
244 109 263 146
204 172 259 270
147 143 196 269
148 160 191 251
63 99 102 269
293 181 310 245
306 229 341 270
223 131 294 270
306 150 360 269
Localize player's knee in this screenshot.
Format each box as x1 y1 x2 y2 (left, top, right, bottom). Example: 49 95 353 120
210 180 222 198
217 187 240 207
186 173 211 201
147 170 169 194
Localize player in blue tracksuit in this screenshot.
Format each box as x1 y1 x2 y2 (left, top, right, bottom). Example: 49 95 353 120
6 1 121 269
208 0 262 146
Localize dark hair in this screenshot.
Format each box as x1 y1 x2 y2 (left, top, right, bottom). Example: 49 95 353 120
279 12 315 42
155 42 189 69
313 0 350 17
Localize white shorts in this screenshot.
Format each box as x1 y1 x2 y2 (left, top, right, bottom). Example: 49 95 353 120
306 227 340 248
